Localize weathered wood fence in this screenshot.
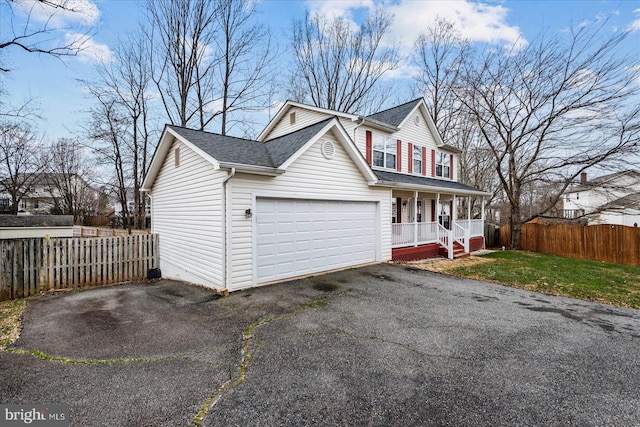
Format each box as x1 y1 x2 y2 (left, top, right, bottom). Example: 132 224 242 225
0 234 159 301
500 223 640 266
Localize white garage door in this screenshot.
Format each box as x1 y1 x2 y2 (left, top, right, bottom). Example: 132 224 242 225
256 198 378 283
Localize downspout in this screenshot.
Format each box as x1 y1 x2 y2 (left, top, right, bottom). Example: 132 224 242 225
221 167 235 293
352 117 366 146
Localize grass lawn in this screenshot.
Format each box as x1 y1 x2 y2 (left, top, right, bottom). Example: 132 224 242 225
449 251 640 309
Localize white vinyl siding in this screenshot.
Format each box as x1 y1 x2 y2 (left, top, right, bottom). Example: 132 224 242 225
263 107 333 140
228 132 391 291
150 140 224 288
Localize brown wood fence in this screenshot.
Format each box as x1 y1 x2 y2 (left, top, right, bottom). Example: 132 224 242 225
0 234 159 301
500 223 640 266
73 226 150 237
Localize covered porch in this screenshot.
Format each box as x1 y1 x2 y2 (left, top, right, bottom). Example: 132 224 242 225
391 190 486 261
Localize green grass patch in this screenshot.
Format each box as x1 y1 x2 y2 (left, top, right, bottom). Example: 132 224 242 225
451 251 640 309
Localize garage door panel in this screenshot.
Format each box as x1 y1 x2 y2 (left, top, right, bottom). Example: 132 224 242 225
256 198 378 284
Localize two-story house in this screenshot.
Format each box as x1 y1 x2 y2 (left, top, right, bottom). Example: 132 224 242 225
563 170 640 226
141 98 489 293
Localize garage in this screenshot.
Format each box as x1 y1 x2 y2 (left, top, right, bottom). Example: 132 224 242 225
256 198 378 283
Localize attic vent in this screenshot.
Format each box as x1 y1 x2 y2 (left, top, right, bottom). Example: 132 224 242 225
321 140 335 159
414 115 420 126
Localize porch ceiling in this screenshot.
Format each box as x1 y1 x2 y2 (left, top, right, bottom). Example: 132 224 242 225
374 170 490 197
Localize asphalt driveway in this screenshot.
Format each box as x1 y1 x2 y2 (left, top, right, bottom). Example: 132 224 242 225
1 264 639 426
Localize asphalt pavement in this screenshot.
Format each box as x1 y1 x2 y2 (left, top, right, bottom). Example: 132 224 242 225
1 264 639 426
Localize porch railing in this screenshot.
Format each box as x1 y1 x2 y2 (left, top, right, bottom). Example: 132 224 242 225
453 223 470 253
437 223 453 259
392 219 482 254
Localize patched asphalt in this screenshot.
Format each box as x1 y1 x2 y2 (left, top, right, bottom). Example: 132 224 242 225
2 264 640 426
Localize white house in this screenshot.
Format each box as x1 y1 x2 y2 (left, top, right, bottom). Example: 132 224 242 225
141 99 489 292
563 170 640 226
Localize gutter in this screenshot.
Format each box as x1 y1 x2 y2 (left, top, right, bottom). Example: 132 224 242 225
373 179 491 197
221 167 235 294
219 162 284 176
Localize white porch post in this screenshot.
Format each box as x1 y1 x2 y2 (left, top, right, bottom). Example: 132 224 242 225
467 196 472 227
481 198 486 222
452 194 457 226
436 193 440 241
413 190 418 247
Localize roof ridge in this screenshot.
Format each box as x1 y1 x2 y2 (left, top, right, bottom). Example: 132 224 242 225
167 124 260 144
367 98 423 117
263 117 334 143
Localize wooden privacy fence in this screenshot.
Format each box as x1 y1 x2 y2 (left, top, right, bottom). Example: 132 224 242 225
500 223 640 266
0 234 159 301
73 226 150 237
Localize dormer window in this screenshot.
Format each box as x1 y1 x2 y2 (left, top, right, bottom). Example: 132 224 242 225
436 152 450 178
373 135 396 169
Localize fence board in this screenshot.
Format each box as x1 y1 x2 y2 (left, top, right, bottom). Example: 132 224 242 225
0 234 160 301
500 223 640 266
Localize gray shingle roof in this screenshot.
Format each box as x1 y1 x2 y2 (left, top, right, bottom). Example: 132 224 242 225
168 118 333 168
374 170 487 193
569 170 640 192
366 99 422 127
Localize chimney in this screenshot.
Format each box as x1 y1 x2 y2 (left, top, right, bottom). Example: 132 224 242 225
580 172 587 184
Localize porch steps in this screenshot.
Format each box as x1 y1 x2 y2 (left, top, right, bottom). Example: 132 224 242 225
440 242 470 259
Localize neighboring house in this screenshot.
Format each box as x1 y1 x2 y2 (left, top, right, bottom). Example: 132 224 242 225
0 173 98 217
563 170 640 226
142 98 490 292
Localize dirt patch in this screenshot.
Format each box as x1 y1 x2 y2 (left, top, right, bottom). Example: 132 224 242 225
410 256 497 274
0 299 26 349
313 282 339 292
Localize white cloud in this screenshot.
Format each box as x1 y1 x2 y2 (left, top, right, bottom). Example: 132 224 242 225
65 33 113 64
14 0 100 26
304 0 525 50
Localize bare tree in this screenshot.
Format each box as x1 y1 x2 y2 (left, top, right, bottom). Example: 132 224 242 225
0 0 92 73
0 122 46 214
289 9 400 114
146 0 220 129
83 88 132 229
413 18 498 218
46 138 98 222
91 34 155 229
210 0 276 135
458 21 640 248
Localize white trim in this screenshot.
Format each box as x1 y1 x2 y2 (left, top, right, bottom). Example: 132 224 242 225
375 180 490 197
258 101 358 141
278 118 378 183
142 126 221 191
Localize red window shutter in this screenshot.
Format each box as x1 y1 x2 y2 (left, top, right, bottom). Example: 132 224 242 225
431 200 435 222
450 154 454 179
422 147 427 176
396 139 402 172
366 131 372 165
407 143 413 173
431 150 436 177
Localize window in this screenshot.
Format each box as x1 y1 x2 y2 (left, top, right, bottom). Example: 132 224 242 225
34 200 39 209
20 200 27 209
436 152 450 178
372 134 396 169
412 146 422 174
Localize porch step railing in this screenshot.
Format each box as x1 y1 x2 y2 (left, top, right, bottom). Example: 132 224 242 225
437 223 454 259
456 219 484 237
453 223 470 253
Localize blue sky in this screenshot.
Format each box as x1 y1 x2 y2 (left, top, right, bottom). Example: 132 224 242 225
1 0 639 141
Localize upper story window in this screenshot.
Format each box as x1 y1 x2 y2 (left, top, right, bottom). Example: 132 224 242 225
412 145 422 174
373 135 396 169
436 152 450 178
